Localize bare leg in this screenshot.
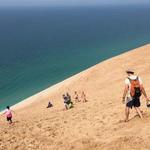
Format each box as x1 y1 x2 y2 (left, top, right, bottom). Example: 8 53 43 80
10 119 12 124
63 104 67 111
78 98 80 102
75 98 78 103
134 107 143 118
125 107 130 122
83 97 87 103
139 107 143 114
134 107 143 116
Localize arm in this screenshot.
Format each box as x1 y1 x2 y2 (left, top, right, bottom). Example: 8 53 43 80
140 84 149 104
1 111 6 115
122 84 128 103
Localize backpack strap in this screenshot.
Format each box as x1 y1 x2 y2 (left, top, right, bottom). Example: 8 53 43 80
127 77 131 82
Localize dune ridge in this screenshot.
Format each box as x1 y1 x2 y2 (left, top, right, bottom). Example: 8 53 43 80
0 44 150 150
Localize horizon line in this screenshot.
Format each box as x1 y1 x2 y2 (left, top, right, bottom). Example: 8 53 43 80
0 2 150 8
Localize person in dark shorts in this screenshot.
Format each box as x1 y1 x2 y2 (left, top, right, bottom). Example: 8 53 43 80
126 97 140 108
2 106 13 124
122 69 149 122
63 94 73 110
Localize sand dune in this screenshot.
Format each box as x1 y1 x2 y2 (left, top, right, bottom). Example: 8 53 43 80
0 44 150 150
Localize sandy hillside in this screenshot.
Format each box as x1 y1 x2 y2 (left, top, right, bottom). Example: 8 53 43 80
0 44 150 150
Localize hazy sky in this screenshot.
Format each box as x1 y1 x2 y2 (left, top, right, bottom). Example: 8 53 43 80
0 0 150 7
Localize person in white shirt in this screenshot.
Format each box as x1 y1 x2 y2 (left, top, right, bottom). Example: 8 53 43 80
122 69 149 122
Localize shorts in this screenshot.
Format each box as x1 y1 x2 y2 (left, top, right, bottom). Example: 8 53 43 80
64 102 73 109
126 97 140 108
7 116 12 122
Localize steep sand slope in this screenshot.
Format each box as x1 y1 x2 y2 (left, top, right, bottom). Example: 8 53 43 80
0 44 150 150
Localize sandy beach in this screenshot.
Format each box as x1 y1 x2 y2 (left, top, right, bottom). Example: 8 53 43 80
0 44 150 150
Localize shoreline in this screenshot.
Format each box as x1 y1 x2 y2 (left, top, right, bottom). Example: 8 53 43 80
1 43 150 150
0 42 149 112
5 43 149 112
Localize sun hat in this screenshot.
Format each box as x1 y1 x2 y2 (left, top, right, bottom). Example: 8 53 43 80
126 69 134 73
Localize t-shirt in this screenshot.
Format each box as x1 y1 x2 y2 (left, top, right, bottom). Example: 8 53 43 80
5 109 12 118
63 96 69 103
125 75 142 98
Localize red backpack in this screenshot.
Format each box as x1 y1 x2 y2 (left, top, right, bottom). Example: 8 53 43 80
128 76 142 98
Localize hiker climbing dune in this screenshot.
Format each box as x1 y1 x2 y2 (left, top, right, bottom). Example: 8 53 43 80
122 69 150 122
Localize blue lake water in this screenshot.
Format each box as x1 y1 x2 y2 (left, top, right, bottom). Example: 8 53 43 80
0 5 150 110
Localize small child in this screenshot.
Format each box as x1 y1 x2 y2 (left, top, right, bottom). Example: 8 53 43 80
81 91 87 103
46 101 53 108
74 91 80 102
3 106 13 124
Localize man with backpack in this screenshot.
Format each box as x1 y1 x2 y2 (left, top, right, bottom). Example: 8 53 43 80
122 69 149 122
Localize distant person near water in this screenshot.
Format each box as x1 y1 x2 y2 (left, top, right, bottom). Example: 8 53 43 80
122 69 149 122
1 106 14 124
66 92 71 102
74 91 80 102
63 94 73 110
81 91 87 102
46 101 53 108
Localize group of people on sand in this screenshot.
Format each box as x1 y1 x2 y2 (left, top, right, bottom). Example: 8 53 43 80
73 91 87 103
46 91 87 111
62 91 87 110
1 68 150 124
0 91 87 125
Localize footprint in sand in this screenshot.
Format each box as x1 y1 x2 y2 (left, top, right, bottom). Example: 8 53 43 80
37 123 42 128
117 120 126 124
102 115 106 119
99 120 105 125
29 127 34 131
